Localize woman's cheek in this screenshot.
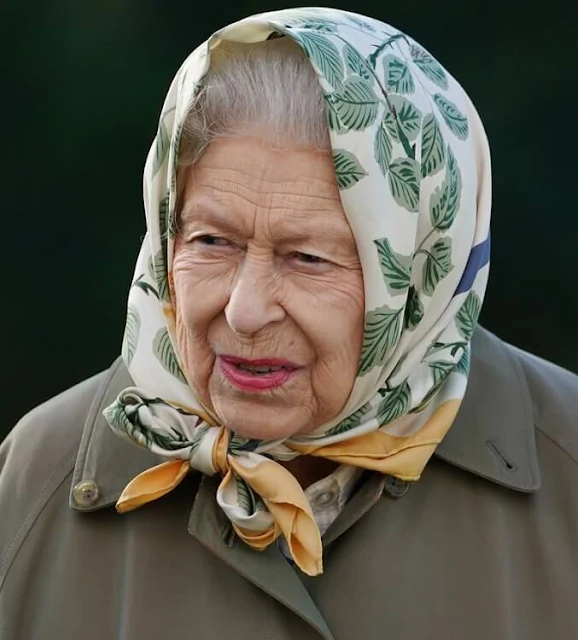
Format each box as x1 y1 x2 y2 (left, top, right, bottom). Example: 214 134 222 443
172 250 235 328
306 270 364 364
172 257 215 303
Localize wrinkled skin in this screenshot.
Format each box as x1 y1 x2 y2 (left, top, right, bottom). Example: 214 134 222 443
172 136 364 443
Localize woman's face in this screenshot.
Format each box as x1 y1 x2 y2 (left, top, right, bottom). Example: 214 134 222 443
172 137 364 440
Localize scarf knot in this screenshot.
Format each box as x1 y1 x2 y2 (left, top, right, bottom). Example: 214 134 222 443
104 388 325 575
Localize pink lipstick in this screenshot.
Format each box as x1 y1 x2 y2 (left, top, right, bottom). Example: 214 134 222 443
218 355 300 392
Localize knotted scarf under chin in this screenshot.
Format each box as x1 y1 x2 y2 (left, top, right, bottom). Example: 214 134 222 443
104 387 457 576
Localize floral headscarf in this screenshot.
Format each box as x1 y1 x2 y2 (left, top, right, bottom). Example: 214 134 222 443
104 7 491 576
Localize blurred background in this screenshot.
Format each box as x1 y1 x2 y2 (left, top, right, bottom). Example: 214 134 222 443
2 0 577 439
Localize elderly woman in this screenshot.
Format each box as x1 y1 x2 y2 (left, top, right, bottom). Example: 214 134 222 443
1 7 577 640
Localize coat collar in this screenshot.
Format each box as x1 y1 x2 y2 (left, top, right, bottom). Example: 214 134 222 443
435 326 541 492
69 326 540 512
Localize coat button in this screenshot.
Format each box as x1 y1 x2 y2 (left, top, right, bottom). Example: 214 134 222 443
73 480 100 507
314 490 337 507
384 476 410 499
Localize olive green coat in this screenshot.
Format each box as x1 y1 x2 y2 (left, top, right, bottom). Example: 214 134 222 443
2 327 578 639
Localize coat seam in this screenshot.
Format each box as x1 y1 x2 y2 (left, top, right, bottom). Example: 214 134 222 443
535 424 578 469
0 365 116 591
71 358 123 493
508 345 541 489
0 453 76 591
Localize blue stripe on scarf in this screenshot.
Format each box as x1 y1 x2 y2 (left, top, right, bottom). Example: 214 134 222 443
454 235 491 296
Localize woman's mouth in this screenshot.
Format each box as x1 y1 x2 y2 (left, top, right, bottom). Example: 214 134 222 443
218 356 300 392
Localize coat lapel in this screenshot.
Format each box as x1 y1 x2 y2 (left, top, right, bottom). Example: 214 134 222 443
188 474 335 640
435 327 541 492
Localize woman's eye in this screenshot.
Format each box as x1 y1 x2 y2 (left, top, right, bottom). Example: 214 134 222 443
196 235 229 247
293 251 325 265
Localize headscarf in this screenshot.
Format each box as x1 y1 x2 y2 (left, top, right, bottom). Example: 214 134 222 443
104 7 491 576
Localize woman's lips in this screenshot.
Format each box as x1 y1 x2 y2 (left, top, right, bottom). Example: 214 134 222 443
218 355 300 392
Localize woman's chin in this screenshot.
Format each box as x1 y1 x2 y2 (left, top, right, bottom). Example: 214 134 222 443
212 398 314 442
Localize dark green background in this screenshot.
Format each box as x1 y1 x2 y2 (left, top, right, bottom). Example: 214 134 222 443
3 1 577 438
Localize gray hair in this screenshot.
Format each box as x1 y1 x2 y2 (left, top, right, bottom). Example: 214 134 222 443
177 36 331 199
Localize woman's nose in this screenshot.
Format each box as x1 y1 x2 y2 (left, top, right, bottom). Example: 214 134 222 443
224 256 286 336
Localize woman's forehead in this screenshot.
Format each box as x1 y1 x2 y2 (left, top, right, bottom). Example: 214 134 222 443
186 136 338 185
178 137 351 234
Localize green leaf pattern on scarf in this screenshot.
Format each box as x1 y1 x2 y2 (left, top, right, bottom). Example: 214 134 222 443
430 360 456 386
344 43 372 79
359 305 403 375
422 237 454 295
153 328 188 384
388 96 422 142
404 286 425 330
110 8 490 483
374 238 412 295
374 118 393 176
332 149 368 189
296 32 344 89
121 307 140 367
234 472 258 514
377 382 411 424
420 114 445 178
410 44 449 90
433 94 469 140
455 346 471 376
345 14 378 33
149 250 170 303
329 76 380 130
429 146 461 231
382 54 415 94
326 401 373 436
388 157 420 212
456 291 482 341
324 94 348 133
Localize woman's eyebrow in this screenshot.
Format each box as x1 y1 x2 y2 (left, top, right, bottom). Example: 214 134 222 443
180 199 354 246
273 222 354 247
179 200 246 236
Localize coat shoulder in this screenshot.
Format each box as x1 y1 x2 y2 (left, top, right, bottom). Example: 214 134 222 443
0 366 112 587
509 342 578 464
